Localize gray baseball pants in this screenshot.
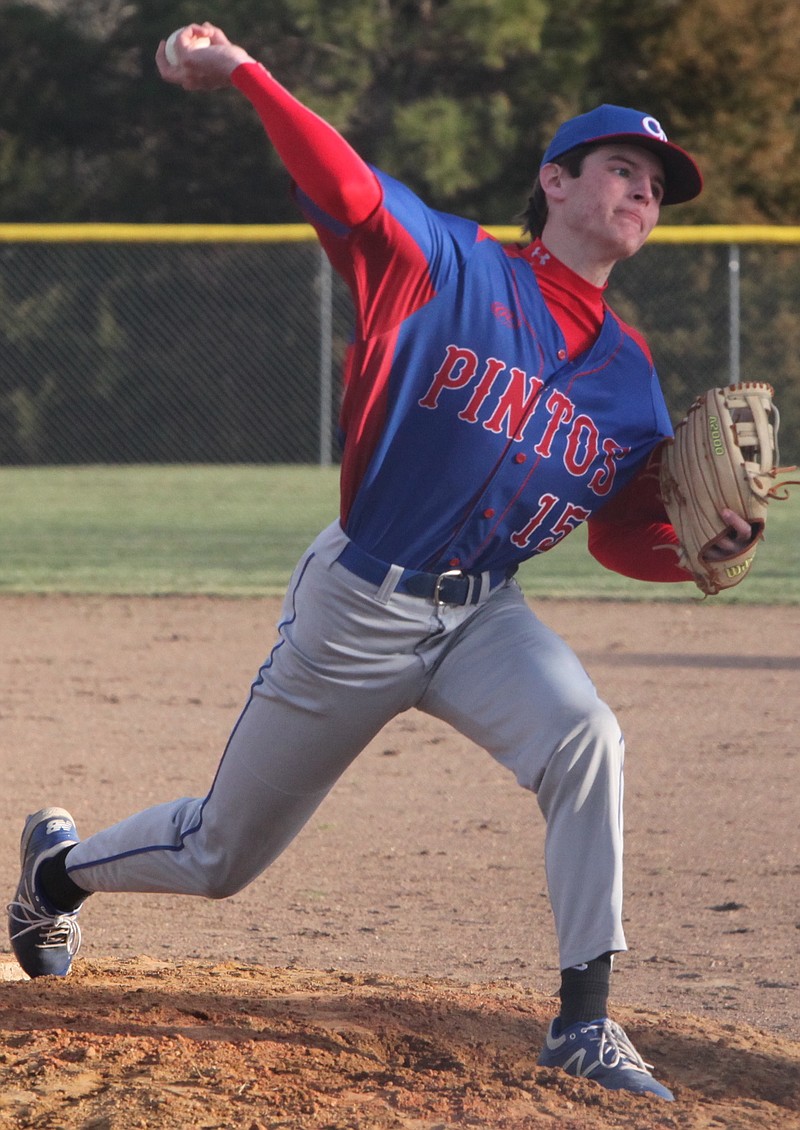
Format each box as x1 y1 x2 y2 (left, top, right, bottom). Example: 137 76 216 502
66 521 627 970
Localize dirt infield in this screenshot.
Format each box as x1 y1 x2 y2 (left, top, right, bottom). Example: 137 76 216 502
0 594 797 1128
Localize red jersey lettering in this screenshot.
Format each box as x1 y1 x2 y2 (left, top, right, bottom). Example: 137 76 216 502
458 357 507 423
418 346 478 409
564 414 600 476
534 390 574 457
483 370 545 441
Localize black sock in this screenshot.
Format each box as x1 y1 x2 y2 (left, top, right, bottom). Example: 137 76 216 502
38 847 90 912
558 952 612 1029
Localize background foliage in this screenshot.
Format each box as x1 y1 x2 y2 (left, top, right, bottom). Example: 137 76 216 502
3 0 800 225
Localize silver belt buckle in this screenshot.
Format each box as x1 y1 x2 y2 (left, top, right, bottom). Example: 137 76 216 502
433 569 465 606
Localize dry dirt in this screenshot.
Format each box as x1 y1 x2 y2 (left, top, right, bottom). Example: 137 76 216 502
0 594 797 1129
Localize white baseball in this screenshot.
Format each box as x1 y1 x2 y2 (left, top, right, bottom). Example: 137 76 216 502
165 28 211 66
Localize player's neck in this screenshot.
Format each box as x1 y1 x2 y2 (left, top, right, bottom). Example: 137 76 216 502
538 222 623 287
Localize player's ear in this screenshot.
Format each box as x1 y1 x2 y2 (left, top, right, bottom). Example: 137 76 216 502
540 162 568 201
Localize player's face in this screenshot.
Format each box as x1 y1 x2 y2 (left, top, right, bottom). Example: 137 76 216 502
547 143 665 272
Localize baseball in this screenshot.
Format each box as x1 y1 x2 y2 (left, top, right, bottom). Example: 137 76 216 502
165 27 211 66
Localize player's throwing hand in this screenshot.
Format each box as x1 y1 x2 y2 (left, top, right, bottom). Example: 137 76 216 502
156 23 254 90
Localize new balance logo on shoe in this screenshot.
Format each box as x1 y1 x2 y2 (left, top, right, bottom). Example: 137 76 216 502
46 818 74 836
558 1042 599 1077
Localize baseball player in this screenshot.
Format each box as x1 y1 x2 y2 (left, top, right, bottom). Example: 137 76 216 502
8 24 753 1102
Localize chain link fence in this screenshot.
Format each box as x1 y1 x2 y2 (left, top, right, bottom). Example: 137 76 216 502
1 225 798 465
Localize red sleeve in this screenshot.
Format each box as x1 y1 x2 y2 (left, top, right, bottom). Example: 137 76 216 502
587 446 692 584
230 61 381 227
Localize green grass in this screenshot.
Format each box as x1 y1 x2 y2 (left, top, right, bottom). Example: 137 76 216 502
0 464 797 602
0 466 339 595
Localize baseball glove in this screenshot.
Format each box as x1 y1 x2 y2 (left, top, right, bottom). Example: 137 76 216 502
659 381 797 595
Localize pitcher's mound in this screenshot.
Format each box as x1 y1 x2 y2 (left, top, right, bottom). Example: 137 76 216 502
0 957 797 1129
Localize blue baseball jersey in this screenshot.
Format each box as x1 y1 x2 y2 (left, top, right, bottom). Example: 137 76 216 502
298 169 673 575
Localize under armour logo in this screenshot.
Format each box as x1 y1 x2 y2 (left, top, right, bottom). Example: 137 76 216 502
531 246 551 266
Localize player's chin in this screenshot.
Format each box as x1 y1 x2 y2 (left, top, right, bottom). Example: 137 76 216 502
610 229 651 261
611 214 654 254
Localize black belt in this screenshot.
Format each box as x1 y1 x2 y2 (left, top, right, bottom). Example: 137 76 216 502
337 540 515 606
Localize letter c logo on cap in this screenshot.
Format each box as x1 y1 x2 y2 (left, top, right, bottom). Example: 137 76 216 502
641 115 668 141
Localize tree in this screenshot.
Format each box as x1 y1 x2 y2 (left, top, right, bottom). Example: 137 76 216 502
0 5 115 220
4 0 800 225
1 0 552 223
582 0 800 224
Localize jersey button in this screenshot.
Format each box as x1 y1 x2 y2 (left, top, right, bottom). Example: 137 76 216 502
449 557 461 568
557 348 567 360
483 508 495 518
514 453 526 464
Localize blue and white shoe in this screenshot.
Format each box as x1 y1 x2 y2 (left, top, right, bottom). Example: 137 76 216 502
7 807 82 978
538 1016 674 1100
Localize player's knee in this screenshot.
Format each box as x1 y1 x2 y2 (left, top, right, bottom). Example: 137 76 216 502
189 843 256 900
588 700 624 761
535 702 624 810
198 869 249 900
570 702 624 774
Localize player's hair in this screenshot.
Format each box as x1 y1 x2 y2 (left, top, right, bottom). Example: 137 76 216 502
517 143 596 238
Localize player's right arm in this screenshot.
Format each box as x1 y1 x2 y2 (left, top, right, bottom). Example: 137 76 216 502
156 23 381 229
156 24 471 342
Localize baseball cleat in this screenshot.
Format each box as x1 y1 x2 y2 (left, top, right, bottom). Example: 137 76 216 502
7 807 82 978
537 1016 674 1100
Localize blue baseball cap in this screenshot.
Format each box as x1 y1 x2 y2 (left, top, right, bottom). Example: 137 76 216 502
540 104 703 205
